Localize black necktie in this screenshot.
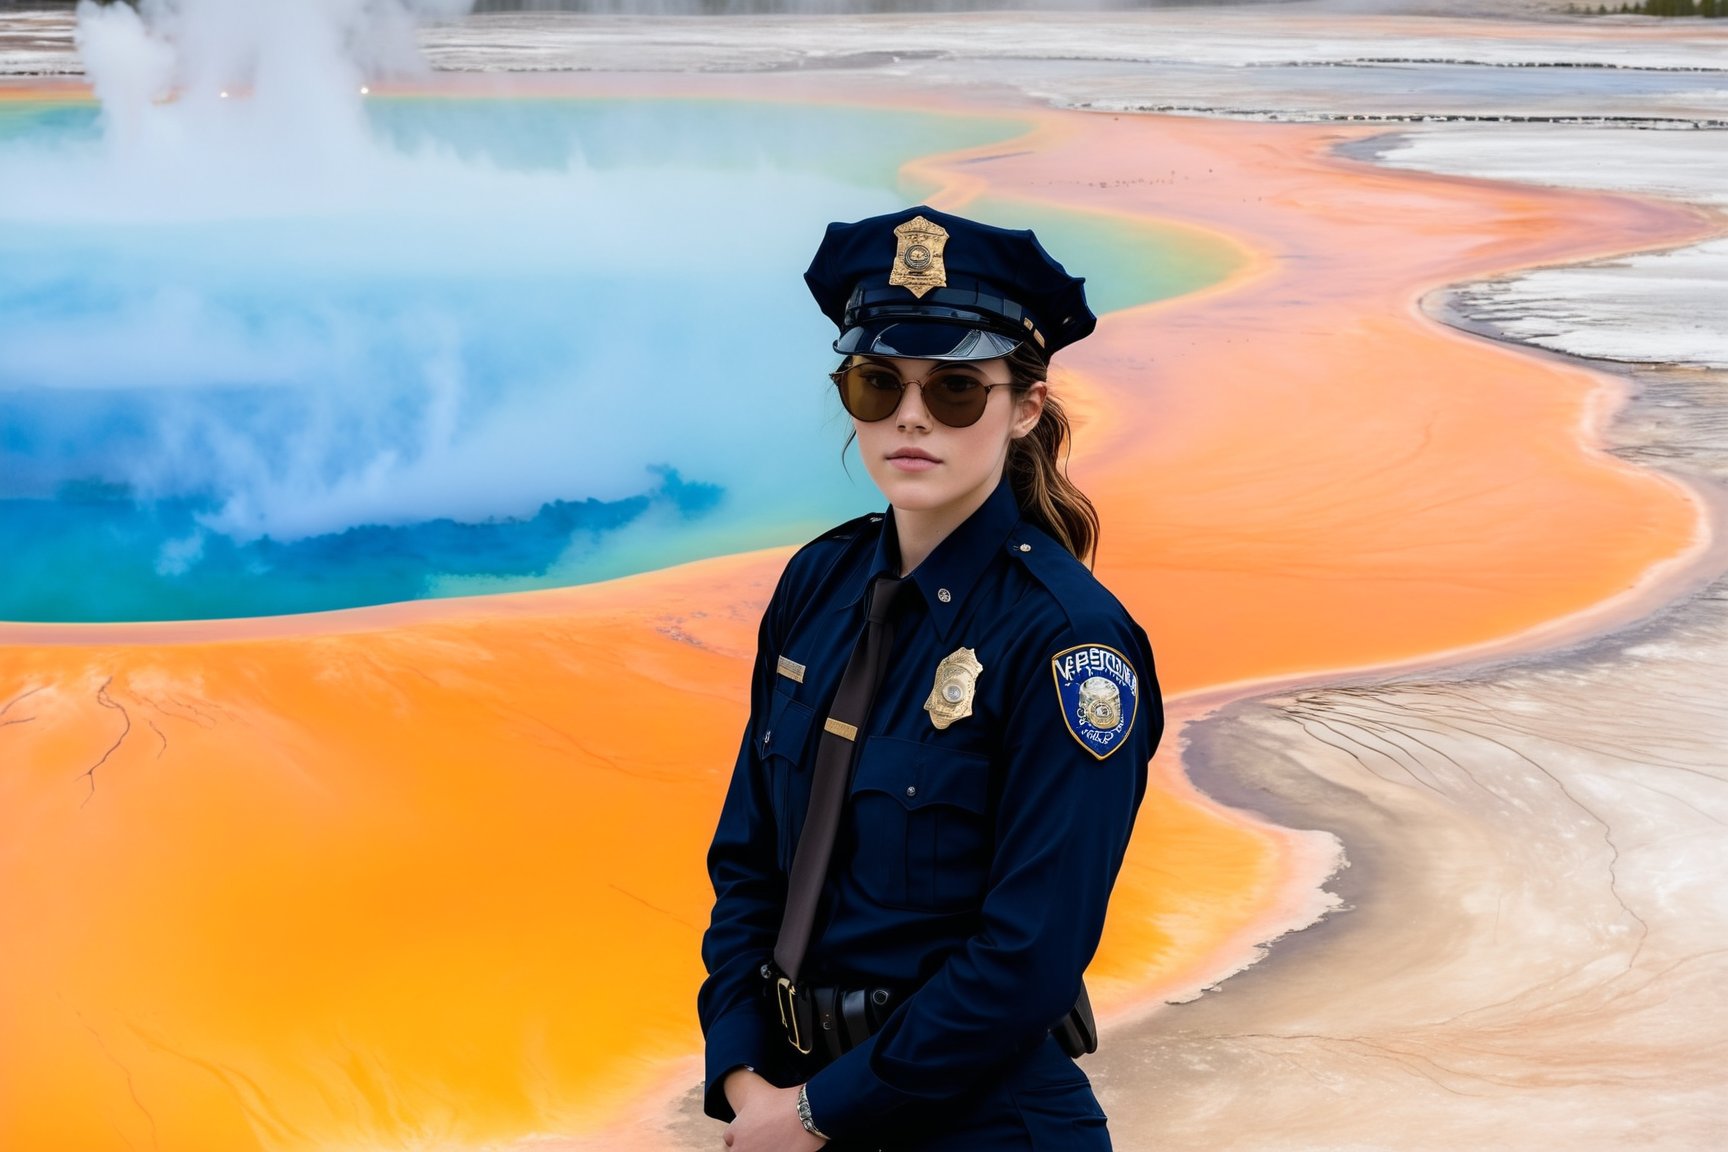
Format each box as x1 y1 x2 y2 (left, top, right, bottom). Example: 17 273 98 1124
774 575 909 983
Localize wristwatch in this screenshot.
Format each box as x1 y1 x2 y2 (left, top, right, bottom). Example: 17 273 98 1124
796 1084 830 1141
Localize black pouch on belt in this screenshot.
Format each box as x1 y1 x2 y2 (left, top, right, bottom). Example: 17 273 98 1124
1052 980 1099 1058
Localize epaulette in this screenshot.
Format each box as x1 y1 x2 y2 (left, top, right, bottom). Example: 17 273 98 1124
804 510 887 548
1004 521 1130 634
777 510 886 602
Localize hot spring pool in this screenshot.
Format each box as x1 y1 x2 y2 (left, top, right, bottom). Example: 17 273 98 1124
0 89 1243 624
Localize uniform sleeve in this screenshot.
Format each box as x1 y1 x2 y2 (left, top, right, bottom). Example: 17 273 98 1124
803 617 1161 1138
695 576 791 1121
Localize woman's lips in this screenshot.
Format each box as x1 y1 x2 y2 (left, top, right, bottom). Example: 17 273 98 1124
887 449 940 472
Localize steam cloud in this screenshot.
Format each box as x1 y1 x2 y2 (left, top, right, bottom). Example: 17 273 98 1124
2 0 907 587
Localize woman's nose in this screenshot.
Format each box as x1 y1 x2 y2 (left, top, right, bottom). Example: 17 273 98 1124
894 381 933 431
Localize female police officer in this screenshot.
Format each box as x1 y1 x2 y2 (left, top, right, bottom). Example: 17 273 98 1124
698 205 1161 1151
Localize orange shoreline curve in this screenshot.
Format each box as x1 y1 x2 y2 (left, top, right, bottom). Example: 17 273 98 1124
0 77 1715 1152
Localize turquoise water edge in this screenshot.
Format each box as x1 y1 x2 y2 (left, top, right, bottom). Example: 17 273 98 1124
0 95 1239 623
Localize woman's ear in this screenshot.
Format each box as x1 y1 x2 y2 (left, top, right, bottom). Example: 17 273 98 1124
1010 380 1048 440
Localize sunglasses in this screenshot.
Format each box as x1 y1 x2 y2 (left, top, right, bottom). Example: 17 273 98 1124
830 361 1013 429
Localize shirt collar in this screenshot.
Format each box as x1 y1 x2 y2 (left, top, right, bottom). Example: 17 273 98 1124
859 476 1023 641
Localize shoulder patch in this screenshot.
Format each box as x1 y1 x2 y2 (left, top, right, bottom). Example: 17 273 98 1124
1050 643 1139 761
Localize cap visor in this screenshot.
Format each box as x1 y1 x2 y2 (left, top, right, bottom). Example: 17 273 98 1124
834 321 1022 362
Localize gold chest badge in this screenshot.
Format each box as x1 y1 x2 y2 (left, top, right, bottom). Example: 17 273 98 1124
889 215 949 299
924 647 982 730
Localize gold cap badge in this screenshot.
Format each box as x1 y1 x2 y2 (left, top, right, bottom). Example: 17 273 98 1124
924 646 982 731
890 215 949 299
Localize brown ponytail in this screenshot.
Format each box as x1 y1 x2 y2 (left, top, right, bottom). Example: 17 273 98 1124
1005 342 1100 566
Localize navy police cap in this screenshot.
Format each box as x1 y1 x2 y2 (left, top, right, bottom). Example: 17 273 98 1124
804 204 1097 362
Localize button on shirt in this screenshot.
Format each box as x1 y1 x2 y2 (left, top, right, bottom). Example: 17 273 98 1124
698 478 1162 1141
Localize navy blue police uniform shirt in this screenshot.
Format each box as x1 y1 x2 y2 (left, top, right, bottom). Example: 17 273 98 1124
698 477 1161 1140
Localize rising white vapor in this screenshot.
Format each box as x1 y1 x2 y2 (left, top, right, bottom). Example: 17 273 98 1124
77 0 473 100
70 0 473 202
3 0 896 550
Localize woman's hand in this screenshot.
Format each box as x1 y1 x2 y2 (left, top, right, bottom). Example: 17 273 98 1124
721 1075 825 1151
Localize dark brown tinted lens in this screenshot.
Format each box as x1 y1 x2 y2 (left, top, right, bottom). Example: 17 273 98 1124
834 364 993 427
837 364 904 422
921 371 989 428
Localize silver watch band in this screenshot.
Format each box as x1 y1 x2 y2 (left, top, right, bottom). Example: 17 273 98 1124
796 1084 830 1140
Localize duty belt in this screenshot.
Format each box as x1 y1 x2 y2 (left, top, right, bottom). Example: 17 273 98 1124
764 964 897 1063
767 962 1099 1063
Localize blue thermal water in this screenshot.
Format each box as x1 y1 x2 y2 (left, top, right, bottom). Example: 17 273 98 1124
0 96 1236 623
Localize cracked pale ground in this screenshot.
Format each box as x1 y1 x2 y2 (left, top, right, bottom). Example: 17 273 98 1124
1084 360 1728 1150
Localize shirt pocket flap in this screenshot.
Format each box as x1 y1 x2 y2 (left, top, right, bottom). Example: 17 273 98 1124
760 688 814 764
853 736 990 814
